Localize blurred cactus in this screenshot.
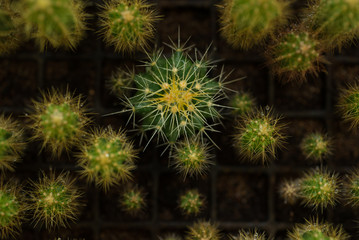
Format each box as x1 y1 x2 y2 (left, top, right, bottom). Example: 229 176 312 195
228 92 256 117
279 179 300 205
179 189 205 216
230 229 267 240
300 132 332 162
159 234 182 240
28 88 90 157
98 0 159 53
119 185 146 215
28 171 83 229
186 220 220 240
338 83 359 129
0 115 25 172
19 0 86 50
77 126 137 191
344 169 359 207
218 0 290 49
108 67 135 98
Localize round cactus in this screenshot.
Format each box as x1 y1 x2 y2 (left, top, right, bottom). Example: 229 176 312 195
19 0 86 50
186 220 220 240
279 179 300 205
122 41 226 145
28 171 83 229
77 126 137 191
288 218 349 240
230 230 267 240
228 92 256 117
233 108 286 163
300 132 332 162
119 185 146 215
218 0 290 49
0 181 24 239
338 83 359 129
28 88 90 157
344 169 359 207
98 0 159 53
179 189 205 216
298 168 339 210
108 67 135 98
268 30 323 82
172 139 213 179
307 0 359 49
0 115 25 172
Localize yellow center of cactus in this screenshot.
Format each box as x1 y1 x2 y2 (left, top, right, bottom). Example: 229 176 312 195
37 0 51 9
121 10 135 22
51 109 64 125
44 192 55 205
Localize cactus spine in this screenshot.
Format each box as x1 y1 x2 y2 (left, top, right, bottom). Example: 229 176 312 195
179 189 205 216
300 132 332 162
119 185 146 215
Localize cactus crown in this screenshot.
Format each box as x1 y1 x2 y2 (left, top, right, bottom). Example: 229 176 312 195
179 189 204 216
279 179 300 205
119 186 146 215
338 83 359 129
186 221 220 240
229 92 256 117
77 126 137 191
300 133 332 162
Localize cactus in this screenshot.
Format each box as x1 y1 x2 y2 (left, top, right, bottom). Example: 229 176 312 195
268 30 323 82
28 88 90 157
0 181 24 239
288 218 349 240
19 0 86 50
230 230 267 240
344 169 359 207
77 126 137 191
0 115 25 172
28 171 83 229
160 234 182 240
279 179 300 205
179 189 205 216
306 0 359 49
186 220 220 240
218 0 290 49
298 168 339 210
122 39 226 145
98 0 159 53
337 83 359 129
172 139 213 179
233 108 286 163
119 185 146 215
108 67 135 98
228 92 256 117
300 133 332 162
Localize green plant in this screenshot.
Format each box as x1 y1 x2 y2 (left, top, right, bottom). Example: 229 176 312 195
228 92 256 117
288 218 349 240
186 220 220 240
230 230 267 240
98 0 159 53
108 67 135 98
0 115 25 172
77 126 137 191
119 185 146 215
218 0 290 49
337 83 359 129
179 189 205 216
306 0 359 50
28 171 83 229
172 139 213 179
28 88 90 157
279 179 300 205
122 39 227 145
19 0 86 50
233 108 286 163
0 180 24 239
343 169 359 207
298 168 339 210
300 132 332 162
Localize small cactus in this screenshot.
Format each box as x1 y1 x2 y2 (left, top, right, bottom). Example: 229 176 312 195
288 218 349 240
279 179 300 205
178 189 205 216
298 168 339 210
19 0 87 50
300 132 332 162
344 169 359 207
119 185 146 215
233 108 286 163
28 88 90 157
218 0 290 49
159 234 182 240
98 0 159 53
268 30 323 82
0 115 25 172
228 92 256 117
0 181 24 239
77 126 137 191
186 220 220 240
28 171 83 229
172 139 213 179
230 229 267 240
108 67 135 98
338 83 359 129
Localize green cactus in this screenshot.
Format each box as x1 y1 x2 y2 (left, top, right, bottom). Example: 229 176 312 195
186 220 220 240
218 0 290 49
0 115 25 172
122 40 226 145
28 171 83 229
108 67 135 98
19 0 86 50
233 108 286 163
28 88 90 157
338 83 359 129
98 0 159 53
230 229 267 240
279 179 300 205
298 168 339 210
228 92 256 117
77 126 137 191
268 31 323 82
300 133 332 162
307 0 359 49
0 181 24 239
119 185 146 215
179 189 205 216
344 169 359 207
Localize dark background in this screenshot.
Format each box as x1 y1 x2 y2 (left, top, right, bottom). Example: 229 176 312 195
2 0 359 239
